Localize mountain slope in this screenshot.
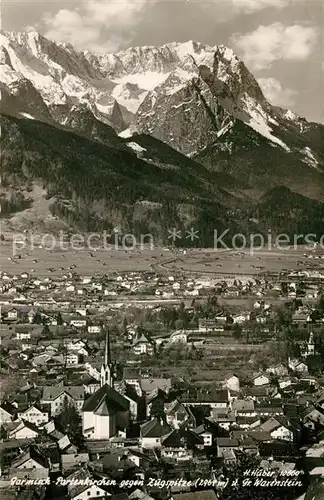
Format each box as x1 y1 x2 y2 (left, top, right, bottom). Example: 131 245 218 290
1 113 246 242
194 119 324 202
2 112 323 245
255 186 324 237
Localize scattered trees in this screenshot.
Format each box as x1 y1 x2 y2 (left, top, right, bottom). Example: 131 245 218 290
58 397 84 448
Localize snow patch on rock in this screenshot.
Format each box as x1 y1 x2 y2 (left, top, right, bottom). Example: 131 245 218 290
301 147 321 170
127 142 147 154
111 83 147 113
112 72 170 91
284 109 298 121
242 94 290 151
19 112 35 120
118 128 134 138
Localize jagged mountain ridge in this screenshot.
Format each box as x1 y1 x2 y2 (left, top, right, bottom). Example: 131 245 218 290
0 31 309 139
1 31 323 169
0 32 283 138
0 32 246 126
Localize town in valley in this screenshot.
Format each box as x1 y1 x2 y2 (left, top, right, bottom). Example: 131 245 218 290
0 241 323 500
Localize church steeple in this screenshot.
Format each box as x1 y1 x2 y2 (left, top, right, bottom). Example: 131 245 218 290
104 329 111 367
101 330 113 387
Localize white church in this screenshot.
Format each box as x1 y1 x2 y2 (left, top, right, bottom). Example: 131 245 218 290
82 331 129 440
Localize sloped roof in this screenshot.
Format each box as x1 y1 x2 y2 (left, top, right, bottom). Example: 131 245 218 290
260 416 290 433
140 377 172 394
11 419 40 436
185 429 204 446
216 438 239 447
82 373 100 385
179 388 229 404
232 399 255 412
0 401 16 416
114 381 141 403
247 430 272 442
147 388 167 404
129 490 154 500
236 415 259 425
42 385 84 401
133 334 154 346
67 468 100 498
82 384 129 413
259 441 300 458
161 427 203 448
193 424 211 436
12 447 48 469
243 386 271 397
165 400 181 415
140 418 172 438
95 398 111 416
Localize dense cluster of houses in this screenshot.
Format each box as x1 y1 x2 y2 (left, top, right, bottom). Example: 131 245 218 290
0 269 323 500
1 267 324 305
0 350 324 499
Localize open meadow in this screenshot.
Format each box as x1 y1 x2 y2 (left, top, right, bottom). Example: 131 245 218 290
0 231 323 278
0 235 172 277
157 247 324 277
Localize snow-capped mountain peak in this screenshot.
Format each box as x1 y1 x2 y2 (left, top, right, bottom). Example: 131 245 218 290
0 30 316 159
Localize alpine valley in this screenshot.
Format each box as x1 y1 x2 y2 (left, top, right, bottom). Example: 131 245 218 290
1 31 324 245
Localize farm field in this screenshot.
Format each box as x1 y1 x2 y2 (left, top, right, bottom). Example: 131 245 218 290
0 231 323 279
0 236 172 277
158 247 324 277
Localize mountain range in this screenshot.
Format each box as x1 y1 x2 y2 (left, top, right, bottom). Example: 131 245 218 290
1 30 323 245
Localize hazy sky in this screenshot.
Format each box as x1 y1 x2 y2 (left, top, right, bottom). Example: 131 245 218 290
2 0 323 123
